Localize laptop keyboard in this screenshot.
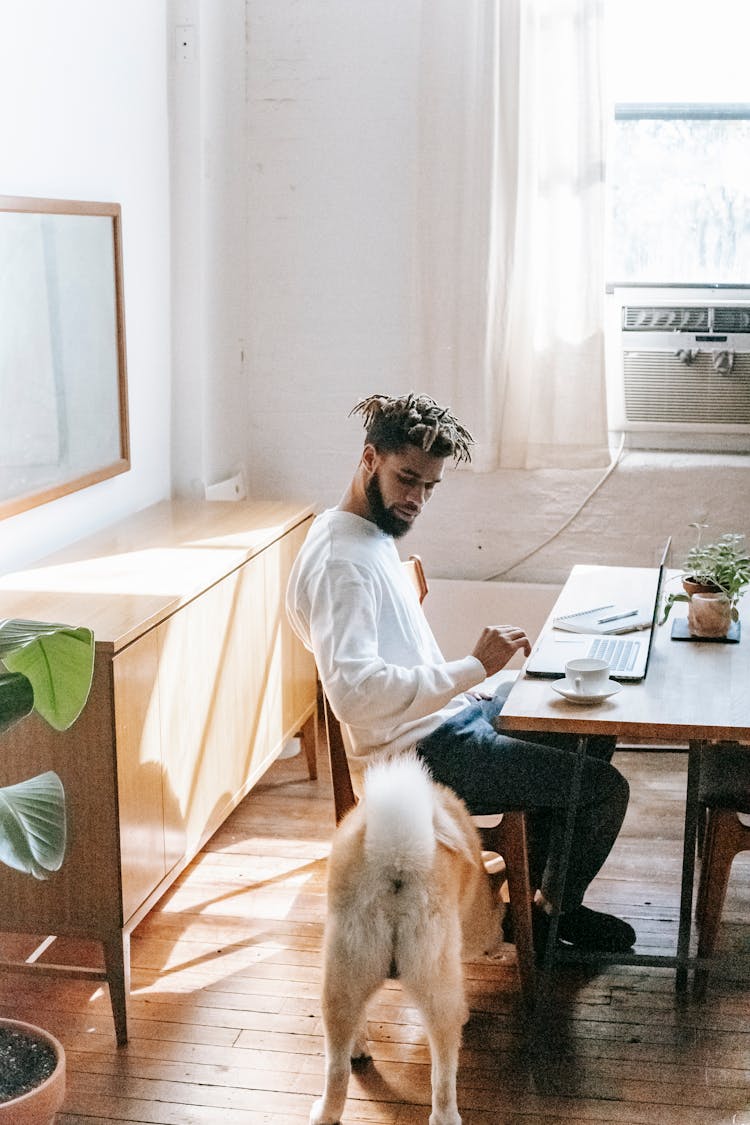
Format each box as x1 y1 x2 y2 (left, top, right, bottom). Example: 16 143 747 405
587 636 640 674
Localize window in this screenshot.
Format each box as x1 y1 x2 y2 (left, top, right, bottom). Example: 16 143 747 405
604 1 750 289
609 104 750 285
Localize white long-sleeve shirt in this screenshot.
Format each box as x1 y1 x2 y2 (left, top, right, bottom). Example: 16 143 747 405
286 509 485 761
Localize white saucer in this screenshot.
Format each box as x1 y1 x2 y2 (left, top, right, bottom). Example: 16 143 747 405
551 679 622 704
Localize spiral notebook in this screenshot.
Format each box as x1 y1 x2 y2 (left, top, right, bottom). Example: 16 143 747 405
553 603 653 635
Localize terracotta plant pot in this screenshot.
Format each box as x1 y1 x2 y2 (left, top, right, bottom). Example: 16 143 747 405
687 593 733 638
0 1019 65 1124
682 579 732 637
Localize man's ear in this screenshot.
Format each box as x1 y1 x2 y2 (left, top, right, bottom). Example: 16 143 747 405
361 444 379 475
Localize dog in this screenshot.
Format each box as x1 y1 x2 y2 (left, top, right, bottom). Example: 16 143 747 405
311 753 505 1125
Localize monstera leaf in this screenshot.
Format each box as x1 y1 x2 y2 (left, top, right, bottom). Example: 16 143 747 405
0 771 66 878
0 619 95 879
0 671 34 734
0 619 94 730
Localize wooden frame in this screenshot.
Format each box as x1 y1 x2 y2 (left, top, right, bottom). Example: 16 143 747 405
0 195 130 520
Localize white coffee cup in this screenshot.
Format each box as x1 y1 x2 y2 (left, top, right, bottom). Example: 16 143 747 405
564 657 611 695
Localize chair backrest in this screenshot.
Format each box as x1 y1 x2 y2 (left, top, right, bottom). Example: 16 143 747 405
402 553 429 604
323 694 358 824
323 555 428 824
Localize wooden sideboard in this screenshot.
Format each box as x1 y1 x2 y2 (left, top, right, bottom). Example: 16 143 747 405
0 499 318 1044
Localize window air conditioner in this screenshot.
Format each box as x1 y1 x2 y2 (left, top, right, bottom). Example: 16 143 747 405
617 301 750 451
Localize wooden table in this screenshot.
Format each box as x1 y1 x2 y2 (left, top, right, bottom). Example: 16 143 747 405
499 563 750 991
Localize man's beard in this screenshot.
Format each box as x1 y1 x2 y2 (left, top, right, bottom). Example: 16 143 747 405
365 471 412 539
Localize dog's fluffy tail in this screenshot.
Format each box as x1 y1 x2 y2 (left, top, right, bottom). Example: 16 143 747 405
363 754 436 874
363 753 478 873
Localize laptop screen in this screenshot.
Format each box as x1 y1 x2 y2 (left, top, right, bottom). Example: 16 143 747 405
640 537 671 674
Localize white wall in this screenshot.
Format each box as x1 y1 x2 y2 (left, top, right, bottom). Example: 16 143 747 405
169 0 250 499
1 2 747 588
241 0 750 584
0 1 171 573
243 0 422 495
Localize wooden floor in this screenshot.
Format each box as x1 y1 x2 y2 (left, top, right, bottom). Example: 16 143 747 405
1 745 749 1124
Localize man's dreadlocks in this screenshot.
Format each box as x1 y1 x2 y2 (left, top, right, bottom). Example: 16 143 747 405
350 393 474 466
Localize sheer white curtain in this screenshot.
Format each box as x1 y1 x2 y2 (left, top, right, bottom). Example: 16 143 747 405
416 0 610 470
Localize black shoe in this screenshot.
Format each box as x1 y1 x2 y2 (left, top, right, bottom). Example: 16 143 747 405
505 904 635 957
556 905 636 953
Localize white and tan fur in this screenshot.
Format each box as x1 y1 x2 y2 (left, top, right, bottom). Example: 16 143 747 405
311 754 504 1125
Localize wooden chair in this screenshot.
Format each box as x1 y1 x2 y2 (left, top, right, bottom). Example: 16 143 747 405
321 554 536 1008
694 743 750 997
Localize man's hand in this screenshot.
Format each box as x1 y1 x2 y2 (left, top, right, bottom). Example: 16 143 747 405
471 626 531 677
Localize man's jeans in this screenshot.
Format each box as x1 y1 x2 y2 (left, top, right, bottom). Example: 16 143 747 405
416 682 629 910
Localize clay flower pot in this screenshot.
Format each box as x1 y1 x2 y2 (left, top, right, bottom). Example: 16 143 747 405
682 579 733 638
0 1019 65 1124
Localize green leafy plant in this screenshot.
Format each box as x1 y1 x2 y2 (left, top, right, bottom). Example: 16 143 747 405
661 526 750 624
0 620 94 878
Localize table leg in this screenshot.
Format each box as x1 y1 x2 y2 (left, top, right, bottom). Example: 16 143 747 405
536 735 588 1002
675 739 703 992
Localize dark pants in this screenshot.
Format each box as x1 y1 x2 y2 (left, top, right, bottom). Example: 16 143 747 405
416 682 629 910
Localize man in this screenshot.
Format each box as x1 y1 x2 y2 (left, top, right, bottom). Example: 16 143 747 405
287 392 635 953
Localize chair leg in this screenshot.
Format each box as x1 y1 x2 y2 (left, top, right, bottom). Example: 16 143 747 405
298 710 318 780
694 809 746 998
486 812 536 1010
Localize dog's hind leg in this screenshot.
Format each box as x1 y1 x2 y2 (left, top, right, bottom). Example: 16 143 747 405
416 977 465 1125
310 971 378 1125
350 1011 370 1063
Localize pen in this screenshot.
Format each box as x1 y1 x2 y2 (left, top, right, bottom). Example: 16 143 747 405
597 610 638 624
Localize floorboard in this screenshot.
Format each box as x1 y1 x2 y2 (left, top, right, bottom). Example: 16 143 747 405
1 743 748 1124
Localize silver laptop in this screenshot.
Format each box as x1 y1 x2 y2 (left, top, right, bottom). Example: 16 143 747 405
524 541 670 683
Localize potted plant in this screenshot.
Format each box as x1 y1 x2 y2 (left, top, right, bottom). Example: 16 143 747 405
661 526 750 637
0 619 94 1124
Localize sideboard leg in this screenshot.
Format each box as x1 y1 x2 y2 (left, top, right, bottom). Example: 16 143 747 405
300 711 318 780
103 930 131 1046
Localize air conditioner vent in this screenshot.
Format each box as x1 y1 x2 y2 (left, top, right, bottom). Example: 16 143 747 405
623 350 750 424
623 305 711 332
713 306 750 333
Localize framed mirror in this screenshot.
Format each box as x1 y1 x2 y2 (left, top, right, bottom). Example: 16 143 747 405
0 195 130 520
